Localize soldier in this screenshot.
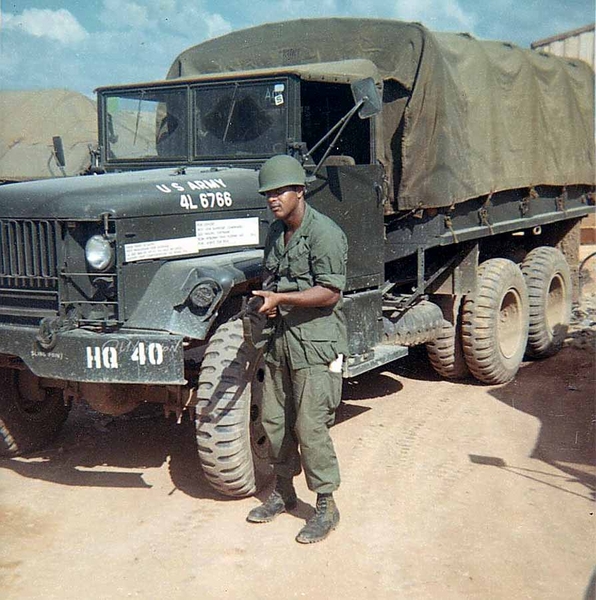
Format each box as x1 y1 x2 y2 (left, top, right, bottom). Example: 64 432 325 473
246 154 348 544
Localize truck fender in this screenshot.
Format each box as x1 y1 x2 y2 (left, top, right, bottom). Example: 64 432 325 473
125 249 264 340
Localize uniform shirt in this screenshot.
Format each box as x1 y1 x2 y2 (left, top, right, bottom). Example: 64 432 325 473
262 203 348 370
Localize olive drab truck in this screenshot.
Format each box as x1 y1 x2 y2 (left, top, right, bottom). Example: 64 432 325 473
0 19 594 498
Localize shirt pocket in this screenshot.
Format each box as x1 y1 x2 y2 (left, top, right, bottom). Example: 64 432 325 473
287 239 311 278
264 250 280 274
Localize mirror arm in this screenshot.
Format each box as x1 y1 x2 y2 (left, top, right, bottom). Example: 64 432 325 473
306 99 365 180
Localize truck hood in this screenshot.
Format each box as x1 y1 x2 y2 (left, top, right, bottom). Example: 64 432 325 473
0 166 264 219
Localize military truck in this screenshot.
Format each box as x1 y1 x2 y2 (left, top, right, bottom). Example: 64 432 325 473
0 19 594 497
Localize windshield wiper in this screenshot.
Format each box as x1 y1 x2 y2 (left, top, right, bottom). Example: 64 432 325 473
133 91 145 145
222 83 239 143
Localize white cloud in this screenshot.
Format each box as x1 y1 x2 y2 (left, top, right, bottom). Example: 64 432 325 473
152 2 232 41
1 0 591 97
155 0 177 11
393 0 476 31
100 0 151 30
96 0 233 41
204 14 233 39
2 8 89 45
279 0 338 15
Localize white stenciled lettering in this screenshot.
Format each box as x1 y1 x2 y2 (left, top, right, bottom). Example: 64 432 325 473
199 191 233 208
187 180 206 191
103 347 118 369
187 178 227 191
131 342 164 366
180 194 198 210
30 350 64 360
131 342 146 366
87 346 102 369
86 346 118 369
159 180 227 194
148 343 164 366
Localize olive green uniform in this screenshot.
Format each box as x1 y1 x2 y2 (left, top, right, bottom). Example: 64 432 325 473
261 204 348 494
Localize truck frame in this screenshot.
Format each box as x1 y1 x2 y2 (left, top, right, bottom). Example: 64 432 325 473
0 18 593 497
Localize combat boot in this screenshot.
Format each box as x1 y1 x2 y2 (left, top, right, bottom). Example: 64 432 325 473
295 493 340 543
246 477 297 523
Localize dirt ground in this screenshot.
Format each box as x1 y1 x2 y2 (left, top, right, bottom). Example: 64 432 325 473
1 250 595 600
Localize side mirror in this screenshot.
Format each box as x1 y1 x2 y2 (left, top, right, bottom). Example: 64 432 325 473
351 77 382 119
52 136 66 168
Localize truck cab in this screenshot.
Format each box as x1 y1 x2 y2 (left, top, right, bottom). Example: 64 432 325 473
98 60 378 171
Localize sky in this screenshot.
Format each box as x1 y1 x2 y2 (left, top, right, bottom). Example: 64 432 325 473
0 0 594 97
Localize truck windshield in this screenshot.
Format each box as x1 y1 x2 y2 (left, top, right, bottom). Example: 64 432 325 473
102 79 289 162
105 88 188 160
193 80 288 159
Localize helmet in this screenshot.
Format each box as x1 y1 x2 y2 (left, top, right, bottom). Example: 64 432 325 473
258 155 306 194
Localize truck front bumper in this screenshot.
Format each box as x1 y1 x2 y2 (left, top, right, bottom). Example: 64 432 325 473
0 324 186 385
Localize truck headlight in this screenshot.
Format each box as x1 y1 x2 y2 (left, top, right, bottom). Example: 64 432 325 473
85 235 114 271
189 281 220 309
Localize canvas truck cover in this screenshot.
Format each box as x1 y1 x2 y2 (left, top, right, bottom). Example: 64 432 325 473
167 18 595 210
0 89 97 182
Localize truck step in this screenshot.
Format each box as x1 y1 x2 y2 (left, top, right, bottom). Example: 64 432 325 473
346 343 408 378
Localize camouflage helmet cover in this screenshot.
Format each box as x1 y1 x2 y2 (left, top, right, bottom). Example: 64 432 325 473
258 155 306 194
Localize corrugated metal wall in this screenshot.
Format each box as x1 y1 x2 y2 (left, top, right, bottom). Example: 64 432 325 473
532 24 595 245
531 24 595 70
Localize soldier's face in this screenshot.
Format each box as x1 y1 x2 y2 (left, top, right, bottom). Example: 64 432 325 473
265 185 304 221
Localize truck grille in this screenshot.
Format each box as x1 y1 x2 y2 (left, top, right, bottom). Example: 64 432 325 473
0 219 59 290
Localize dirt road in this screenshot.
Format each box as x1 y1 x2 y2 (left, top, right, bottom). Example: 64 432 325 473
1 262 595 600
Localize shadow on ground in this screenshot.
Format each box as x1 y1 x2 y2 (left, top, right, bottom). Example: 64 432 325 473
0 366 399 498
488 344 595 499
0 403 224 500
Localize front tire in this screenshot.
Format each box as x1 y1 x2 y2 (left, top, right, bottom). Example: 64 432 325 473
521 247 572 358
0 368 70 457
462 259 529 384
195 319 271 497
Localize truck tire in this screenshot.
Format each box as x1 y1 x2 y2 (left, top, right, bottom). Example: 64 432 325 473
195 319 271 497
0 368 70 457
462 258 529 384
426 319 470 380
521 247 572 358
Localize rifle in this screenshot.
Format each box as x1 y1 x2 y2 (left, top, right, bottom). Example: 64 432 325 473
231 274 277 346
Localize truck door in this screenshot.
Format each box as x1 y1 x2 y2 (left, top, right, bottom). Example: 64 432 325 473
308 165 384 292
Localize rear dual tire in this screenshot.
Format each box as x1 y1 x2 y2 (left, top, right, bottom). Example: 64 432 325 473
426 313 470 380
461 258 529 384
521 247 572 358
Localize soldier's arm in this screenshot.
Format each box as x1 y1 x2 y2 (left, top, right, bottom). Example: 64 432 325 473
252 286 340 313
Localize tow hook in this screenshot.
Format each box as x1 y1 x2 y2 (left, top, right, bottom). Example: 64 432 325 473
36 315 77 351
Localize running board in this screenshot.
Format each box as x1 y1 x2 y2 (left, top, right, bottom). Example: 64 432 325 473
345 344 409 378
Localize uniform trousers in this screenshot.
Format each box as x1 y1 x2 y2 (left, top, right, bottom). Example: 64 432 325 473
261 337 342 494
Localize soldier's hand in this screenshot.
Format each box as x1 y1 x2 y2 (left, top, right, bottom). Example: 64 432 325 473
252 290 278 318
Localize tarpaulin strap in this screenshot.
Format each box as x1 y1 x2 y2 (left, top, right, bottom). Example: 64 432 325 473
478 195 494 234
520 187 538 216
444 215 459 243
555 187 568 212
